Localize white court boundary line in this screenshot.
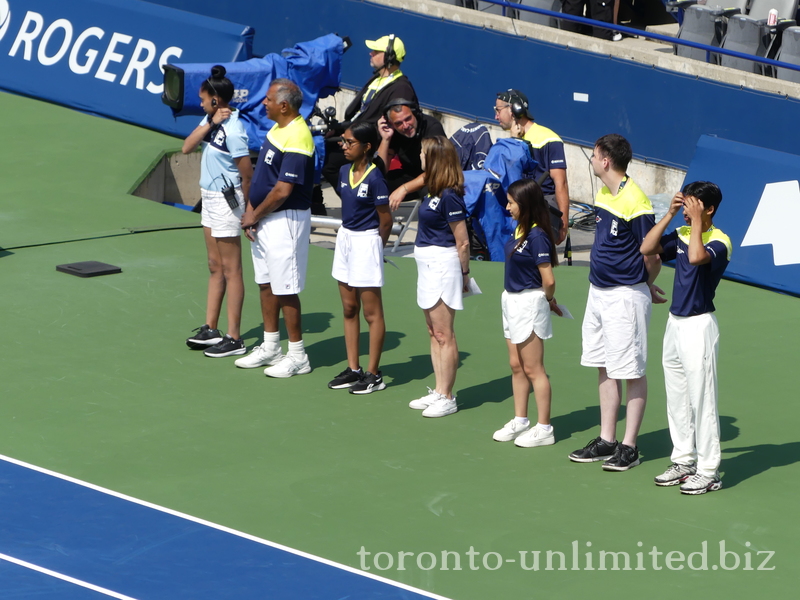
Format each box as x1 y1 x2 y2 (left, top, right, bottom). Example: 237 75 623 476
0 552 139 600
0 454 453 600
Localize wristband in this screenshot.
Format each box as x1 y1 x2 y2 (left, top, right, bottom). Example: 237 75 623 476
462 270 470 276
546 296 555 302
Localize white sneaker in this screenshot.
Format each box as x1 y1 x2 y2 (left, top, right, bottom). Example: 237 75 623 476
264 353 311 378
409 387 440 410
234 342 283 369
514 424 555 448
422 395 458 418
493 419 531 442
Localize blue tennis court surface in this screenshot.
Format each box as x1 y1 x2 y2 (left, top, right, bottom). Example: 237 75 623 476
0 456 450 600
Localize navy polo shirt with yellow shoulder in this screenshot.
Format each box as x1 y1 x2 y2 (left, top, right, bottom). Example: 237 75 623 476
416 189 467 248
337 162 389 231
504 224 553 293
660 226 731 316
522 123 567 197
589 178 655 288
250 115 314 212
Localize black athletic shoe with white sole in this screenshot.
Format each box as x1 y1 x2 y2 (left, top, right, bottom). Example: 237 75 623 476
186 324 223 349
350 371 386 395
203 335 246 358
569 436 618 463
328 367 362 389
602 443 641 471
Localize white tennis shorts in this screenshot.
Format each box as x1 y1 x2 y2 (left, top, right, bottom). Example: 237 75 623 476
250 208 311 294
201 187 244 238
414 245 463 311
580 282 651 379
502 288 553 344
332 227 384 288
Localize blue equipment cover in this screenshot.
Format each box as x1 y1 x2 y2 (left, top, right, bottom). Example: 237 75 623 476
169 34 344 151
462 139 538 261
463 171 515 262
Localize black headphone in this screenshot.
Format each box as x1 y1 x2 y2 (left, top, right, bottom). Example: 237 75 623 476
383 98 423 124
384 34 397 67
499 90 530 120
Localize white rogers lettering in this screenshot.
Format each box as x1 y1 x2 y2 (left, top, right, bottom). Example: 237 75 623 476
6 8 182 94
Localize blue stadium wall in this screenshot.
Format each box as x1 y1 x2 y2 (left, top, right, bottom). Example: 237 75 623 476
148 0 800 170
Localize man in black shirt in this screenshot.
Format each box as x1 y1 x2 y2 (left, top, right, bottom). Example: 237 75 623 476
321 35 417 189
376 98 446 209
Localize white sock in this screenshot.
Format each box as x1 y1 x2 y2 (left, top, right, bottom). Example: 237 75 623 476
288 340 305 357
514 417 530 426
537 423 553 432
263 331 280 348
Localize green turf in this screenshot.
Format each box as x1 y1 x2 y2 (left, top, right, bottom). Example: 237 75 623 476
1 92 798 599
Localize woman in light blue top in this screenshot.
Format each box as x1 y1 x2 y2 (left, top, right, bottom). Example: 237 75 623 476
182 65 252 358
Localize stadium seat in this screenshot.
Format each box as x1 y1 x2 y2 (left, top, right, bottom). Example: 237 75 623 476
718 0 798 74
671 1 748 63
517 0 563 28
775 26 800 81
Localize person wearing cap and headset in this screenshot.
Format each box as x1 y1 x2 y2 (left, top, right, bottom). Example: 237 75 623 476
494 90 570 245
321 35 417 190
376 98 446 210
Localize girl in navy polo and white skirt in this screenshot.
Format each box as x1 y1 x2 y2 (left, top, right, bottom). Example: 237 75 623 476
493 178 562 447
328 121 393 394
408 136 471 418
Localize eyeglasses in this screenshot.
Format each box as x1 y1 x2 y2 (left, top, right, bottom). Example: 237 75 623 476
339 138 361 148
493 103 511 113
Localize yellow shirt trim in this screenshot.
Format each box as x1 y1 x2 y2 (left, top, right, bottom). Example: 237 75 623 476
348 162 377 188
523 123 562 149
677 225 733 259
266 115 314 157
595 179 654 221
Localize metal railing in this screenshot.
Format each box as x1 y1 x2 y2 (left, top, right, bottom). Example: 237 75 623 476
470 0 800 73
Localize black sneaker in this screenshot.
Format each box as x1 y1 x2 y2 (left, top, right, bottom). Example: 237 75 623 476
350 371 387 395
186 324 223 349
602 444 641 471
328 367 362 389
203 335 246 358
568 436 618 463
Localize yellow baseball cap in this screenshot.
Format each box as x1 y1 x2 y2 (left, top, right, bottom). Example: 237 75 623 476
365 35 406 63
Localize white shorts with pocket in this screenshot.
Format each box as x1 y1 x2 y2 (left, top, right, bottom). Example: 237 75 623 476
580 282 651 379
502 288 553 344
201 187 244 238
250 208 311 294
415 245 463 311
332 227 384 288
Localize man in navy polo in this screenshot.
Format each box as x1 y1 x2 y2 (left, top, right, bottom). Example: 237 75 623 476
641 181 730 495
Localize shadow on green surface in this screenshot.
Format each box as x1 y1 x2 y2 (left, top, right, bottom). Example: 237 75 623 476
241 311 335 344
721 440 800 489
381 351 470 388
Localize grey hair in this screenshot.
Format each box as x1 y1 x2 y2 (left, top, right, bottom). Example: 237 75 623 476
270 78 303 111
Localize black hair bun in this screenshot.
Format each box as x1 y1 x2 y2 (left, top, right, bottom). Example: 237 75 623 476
210 64 227 79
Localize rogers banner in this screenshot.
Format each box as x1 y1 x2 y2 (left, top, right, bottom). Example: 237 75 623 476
0 0 253 137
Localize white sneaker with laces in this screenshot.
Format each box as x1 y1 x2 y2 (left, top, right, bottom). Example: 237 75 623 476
409 387 440 410
422 395 458 418
679 473 722 495
264 353 312 378
234 342 283 369
514 424 555 448
493 419 531 442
